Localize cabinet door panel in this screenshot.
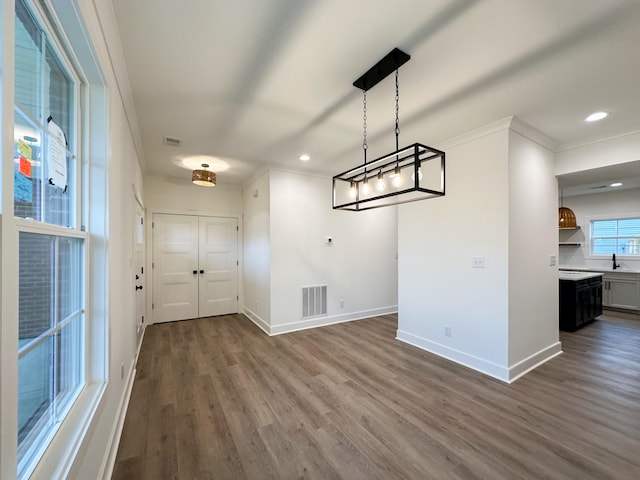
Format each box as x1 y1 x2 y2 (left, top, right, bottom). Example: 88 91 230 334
608 279 640 310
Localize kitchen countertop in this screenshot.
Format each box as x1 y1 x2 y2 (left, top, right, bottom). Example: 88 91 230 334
559 271 604 281
560 266 640 274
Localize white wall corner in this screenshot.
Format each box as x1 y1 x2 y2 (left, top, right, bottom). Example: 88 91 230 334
509 116 558 151
508 342 563 383
436 116 515 150
396 329 511 383
243 307 271 335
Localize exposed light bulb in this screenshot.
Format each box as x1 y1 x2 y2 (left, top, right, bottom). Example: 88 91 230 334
376 171 386 192
349 181 357 198
411 167 423 182
361 177 370 195
391 165 402 188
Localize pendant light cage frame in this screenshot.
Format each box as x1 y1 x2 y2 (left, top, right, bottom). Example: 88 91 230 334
332 47 445 211
333 143 445 210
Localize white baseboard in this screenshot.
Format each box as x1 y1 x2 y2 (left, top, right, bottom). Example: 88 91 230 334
243 305 398 336
396 329 511 382
243 307 271 334
99 326 145 479
396 329 563 384
508 341 563 383
269 306 397 336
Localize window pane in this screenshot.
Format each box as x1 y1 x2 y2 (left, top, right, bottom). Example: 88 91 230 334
19 232 53 340
18 232 84 477
57 237 83 320
15 0 42 119
45 43 74 147
55 316 84 410
591 218 640 256
18 316 84 478
18 337 53 441
14 107 43 221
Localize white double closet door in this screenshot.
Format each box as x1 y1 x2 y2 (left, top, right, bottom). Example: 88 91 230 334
153 214 238 323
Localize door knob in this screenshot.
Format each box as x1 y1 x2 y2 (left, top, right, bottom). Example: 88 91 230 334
135 274 139 280
200 269 204 274
136 285 143 290
193 270 198 274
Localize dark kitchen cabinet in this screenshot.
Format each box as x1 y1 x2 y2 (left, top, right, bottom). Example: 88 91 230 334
559 276 603 332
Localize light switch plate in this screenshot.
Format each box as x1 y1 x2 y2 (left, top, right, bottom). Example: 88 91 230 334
549 255 556 266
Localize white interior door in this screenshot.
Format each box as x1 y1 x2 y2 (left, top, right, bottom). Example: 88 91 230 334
134 199 146 344
153 214 199 322
198 216 238 317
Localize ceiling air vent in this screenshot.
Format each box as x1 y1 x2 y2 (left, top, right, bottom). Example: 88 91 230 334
589 185 607 190
163 136 181 147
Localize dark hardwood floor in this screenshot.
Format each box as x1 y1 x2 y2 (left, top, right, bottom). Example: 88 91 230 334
112 311 640 479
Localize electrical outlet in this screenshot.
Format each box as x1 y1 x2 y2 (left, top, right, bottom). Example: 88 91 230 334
444 326 452 337
339 299 345 308
549 255 556 266
472 256 485 268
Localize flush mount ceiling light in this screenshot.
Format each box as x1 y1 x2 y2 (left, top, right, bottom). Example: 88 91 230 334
332 48 445 211
610 182 622 187
299 154 311 161
192 163 216 187
585 111 608 122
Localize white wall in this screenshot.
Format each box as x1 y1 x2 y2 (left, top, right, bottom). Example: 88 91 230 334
559 188 640 271
265 169 398 334
397 118 561 383
507 130 560 377
555 131 640 175
242 171 272 328
397 124 511 379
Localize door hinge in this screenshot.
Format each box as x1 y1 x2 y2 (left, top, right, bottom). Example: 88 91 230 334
141 218 144 225
237 295 239 301
152 303 154 309
152 222 154 228
142 315 144 323
152 262 154 269
236 260 239 266
141 267 144 274
236 226 239 231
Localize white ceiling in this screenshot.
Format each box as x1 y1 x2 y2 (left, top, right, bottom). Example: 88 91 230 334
112 0 640 189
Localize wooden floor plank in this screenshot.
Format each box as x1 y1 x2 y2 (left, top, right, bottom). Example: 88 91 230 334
113 311 640 479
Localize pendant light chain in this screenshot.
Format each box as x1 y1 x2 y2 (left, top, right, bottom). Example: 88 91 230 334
362 90 368 166
395 68 400 153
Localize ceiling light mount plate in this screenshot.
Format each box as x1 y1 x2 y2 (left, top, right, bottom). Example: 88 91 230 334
353 48 411 91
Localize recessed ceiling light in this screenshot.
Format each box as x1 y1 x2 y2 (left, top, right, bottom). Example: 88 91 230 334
585 111 608 122
299 154 311 161
610 182 622 187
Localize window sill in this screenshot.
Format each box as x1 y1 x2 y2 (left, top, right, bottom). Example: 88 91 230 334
27 382 106 480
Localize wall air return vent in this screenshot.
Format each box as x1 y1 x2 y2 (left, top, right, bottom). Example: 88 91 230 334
163 136 182 147
302 285 327 319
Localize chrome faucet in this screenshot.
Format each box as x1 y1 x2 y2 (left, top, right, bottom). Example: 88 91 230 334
612 253 620 270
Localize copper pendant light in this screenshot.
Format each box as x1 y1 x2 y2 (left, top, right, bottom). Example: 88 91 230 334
192 163 216 187
558 188 576 228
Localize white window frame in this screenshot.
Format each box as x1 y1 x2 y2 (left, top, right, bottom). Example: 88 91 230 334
586 212 640 259
1 1 109 479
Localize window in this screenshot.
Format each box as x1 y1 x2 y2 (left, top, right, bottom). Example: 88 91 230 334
591 217 640 256
14 0 85 477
